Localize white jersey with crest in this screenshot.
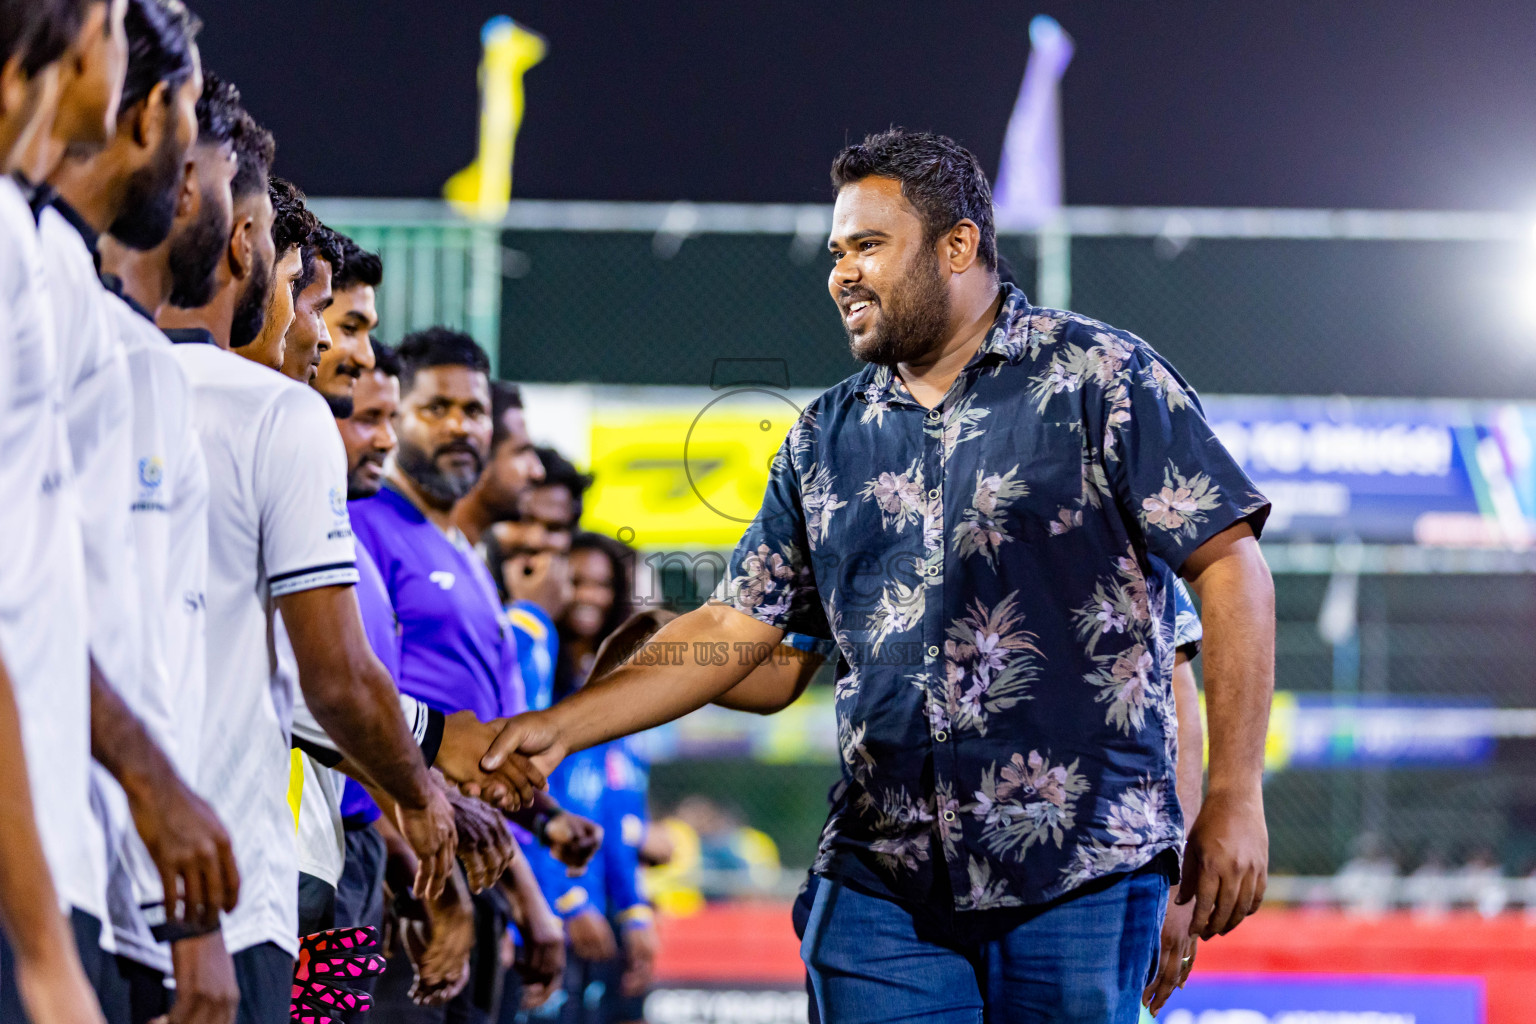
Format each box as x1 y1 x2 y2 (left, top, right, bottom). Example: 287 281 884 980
103 289 211 970
173 338 358 956
0 178 102 924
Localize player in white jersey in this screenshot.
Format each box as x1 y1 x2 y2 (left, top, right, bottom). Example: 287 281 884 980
0 2 134 1020
155 89 459 1024
0 5 113 1022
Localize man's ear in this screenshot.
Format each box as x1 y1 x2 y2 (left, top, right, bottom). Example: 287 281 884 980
131 80 172 150
944 219 982 275
0 55 26 121
173 159 198 217
228 213 253 280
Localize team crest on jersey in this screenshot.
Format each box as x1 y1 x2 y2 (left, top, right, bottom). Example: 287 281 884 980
329 486 347 518
138 456 164 489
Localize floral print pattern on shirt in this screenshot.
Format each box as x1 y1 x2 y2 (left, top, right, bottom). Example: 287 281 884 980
729 285 1267 910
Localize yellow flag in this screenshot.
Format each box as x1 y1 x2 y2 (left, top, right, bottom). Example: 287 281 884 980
444 16 546 222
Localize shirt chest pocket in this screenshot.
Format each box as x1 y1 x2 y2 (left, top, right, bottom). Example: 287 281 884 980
946 422 1085 546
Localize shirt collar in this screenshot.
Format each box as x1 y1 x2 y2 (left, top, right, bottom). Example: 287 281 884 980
853 284 1034 406
12 172 55 224
163 327 218 346
99 273 157 324
50 194 100 260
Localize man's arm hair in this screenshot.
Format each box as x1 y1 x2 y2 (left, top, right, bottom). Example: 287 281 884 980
1181 521 1273 797
555 604 781 753
713 645 823 715
278 585 435 810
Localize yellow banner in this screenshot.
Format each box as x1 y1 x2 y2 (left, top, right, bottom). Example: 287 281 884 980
584 395 802 549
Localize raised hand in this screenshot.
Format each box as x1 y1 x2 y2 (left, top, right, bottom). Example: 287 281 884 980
435 710 547 812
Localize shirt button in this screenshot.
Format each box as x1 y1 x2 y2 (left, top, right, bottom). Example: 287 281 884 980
934 730 949 743
928 488 940 499
927 645 940 658
943 809 957 822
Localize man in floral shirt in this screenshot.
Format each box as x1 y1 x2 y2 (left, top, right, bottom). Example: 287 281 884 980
484 129 1275 1023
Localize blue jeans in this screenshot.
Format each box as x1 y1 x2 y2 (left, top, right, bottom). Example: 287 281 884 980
801 865 1167 1024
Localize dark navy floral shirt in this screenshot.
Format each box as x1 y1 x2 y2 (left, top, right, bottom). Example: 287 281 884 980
724 285 1268 911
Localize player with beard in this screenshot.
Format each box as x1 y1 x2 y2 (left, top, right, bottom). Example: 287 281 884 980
45 6 254 1023
97 48 257 1024
149 89 457 1024
0 5 122 1023
483 129 1276 1024
314 235 381 418
236 175 306 372
23 4 232 1023
350 329 598 1021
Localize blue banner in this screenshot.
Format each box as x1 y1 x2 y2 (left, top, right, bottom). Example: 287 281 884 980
1163 974 1483 1024
1203 396 1536 546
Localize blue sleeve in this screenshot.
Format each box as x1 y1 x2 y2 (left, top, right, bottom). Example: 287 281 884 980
527 753 606 918
601 745 647 915
508 601 558 711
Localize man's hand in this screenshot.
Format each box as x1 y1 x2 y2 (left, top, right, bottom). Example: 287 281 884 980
513 888 566 1009
392 784 457 902
619 921 658 998
164 931 239 1024
566 908 618 963
545 811 603 874
437 710 547 812
1143 891 1196 1016
401 867 475 1007
13 945 106 1024
436 773 518 893
1177 786 1268 939
479 710 568 781
126 777 239 930
505 552 572 620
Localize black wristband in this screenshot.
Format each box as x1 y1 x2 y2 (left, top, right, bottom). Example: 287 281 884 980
420 708 445 767
143 902 221 943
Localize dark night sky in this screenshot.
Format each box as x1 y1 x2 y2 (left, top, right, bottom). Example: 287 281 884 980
194 1 1536 210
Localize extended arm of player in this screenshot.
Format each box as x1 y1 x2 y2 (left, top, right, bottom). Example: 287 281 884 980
279 584 457 900
482 603 784 777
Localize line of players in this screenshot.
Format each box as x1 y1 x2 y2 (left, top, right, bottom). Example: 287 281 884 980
0 3 658 1023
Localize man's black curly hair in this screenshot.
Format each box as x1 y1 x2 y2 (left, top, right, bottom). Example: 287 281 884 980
830 128 997 271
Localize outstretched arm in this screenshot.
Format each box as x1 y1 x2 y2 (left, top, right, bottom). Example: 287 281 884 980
280 585 456 900
1177 521 1273 939
481 603 783 776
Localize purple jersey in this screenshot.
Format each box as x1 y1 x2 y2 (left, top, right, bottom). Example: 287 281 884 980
350 484 524 720
339 540 401 825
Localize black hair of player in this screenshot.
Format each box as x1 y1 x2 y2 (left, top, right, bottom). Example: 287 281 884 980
370 336 401 379
490 380 523 450
192 68 241 149
118 0 199 116
396 326 490 396
830 127 997 272
534 445 593 523
332 234 382 293
297 222 345 295
227 90 273 200
268 176 315 258
2 0 86 77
